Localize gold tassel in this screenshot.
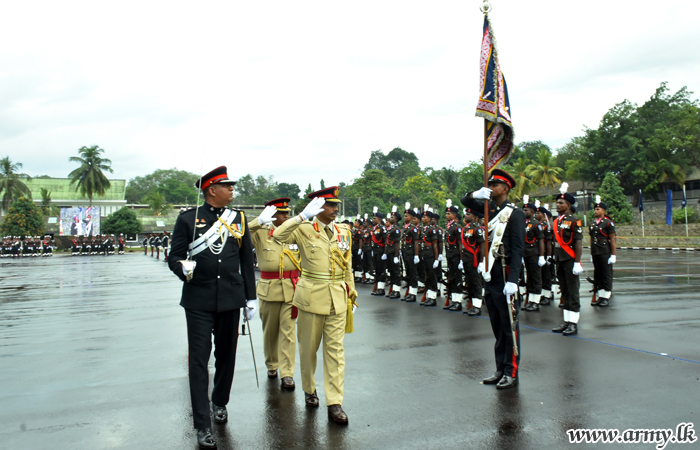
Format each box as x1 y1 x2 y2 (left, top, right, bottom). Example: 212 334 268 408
345 289 358 334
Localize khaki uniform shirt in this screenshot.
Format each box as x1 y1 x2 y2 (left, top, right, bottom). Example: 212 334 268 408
249 218 302 303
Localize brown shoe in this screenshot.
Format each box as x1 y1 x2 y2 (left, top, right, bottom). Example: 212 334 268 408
281 377 295 390
328 404 348 424
267 369 278 378
305 390 319 407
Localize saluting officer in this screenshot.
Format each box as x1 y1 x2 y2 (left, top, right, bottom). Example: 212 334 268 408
370 209 388 296
461 169 525 389
459 208 486 316
384 209 403 299
249 197 300 390
401 207 421 302
522 199 546 312
444 201 464 311
551 187 584 336
168 166 257 449
589 198 616 307
536 205 555 305
269 187 357 424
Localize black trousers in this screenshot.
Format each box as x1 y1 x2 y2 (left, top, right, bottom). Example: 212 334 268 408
462 255 483 300
592 253 613 292
362 245 374 275
541 261 553 291
446 251 462 293
523 255 542 295
184 308 240 429
385 247 401 287
372 247 386 283
556 258 580 312
352 244 362 273
416 256 426 283
484 259 521 378
422 251 438 291
402 250 418 288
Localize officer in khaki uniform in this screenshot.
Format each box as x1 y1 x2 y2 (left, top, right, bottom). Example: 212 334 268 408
265 187 357 424
249 197 300 390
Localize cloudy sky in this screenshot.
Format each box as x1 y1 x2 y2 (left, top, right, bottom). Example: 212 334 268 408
1 0 699 191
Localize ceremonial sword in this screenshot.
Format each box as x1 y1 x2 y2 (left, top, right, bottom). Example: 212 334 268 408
498 244 519 357
242 314 260 388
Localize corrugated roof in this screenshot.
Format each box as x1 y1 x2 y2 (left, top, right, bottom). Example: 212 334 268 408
20 178 126 201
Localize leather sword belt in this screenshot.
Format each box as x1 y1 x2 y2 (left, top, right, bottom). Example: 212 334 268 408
260 270 300 280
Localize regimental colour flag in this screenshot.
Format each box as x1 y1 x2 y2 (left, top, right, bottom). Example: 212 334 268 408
476 15 514 172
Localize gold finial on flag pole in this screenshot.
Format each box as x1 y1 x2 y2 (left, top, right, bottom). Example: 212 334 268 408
480 0 492 14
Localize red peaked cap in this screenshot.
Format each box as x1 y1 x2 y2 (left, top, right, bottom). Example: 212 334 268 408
265 197 292 212
195 166 237 190
307 186 341 203
488 169 516 189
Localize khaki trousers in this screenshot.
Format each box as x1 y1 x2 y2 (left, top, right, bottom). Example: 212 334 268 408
259 300 297 378
297 308 346 406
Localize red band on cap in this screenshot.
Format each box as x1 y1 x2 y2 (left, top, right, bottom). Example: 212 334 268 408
491 175 513 188
201 174 228 190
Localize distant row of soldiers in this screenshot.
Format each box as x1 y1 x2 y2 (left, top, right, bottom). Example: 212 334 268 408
142 232 170 260
71 235 125 255
2 236 55 257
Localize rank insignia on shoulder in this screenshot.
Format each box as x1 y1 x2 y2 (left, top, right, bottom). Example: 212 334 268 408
576 220 582 226
179 207 195 215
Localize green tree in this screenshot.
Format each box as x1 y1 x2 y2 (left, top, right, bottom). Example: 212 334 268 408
0 197 44 236
456 161 486 196
39 188 60 216
126 168 200 204
277 182 301 199
145 191 172 216
102 207 142 234
526 148 564 189
596 173 633 223
511 140 551 162
505 157 538 201
401 174 434 207
364 147 421 190
0 157 32 213
430 166 460 195
346 169 398 204
68 145 113 206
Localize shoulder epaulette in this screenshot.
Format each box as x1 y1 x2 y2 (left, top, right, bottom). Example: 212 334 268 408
337 223 351 231
179 207 196 215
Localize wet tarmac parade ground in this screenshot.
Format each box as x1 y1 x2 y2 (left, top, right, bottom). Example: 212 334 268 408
1 249 699 449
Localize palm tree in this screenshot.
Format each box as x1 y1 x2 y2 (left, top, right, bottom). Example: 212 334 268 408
432 167 460 195
506 157 538 202
39 188 60 216
146 191 171 216
0 157 32 214
68 145 113 206
526 148 565 189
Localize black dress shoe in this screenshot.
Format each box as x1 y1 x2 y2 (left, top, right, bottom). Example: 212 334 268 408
466 306 481 316
328 404 348 424
563 323 578 336
281 377 295 390
389 291 400 299
524 303 539 312
496 375 518 389
212 404 227 423
305 390 319 407
197 428 216 449
540 296 551 305
424 299 437 307
405 295 416 303
447 302 462 311
552 322 569 333
558 302 564 308
591 297 602 306
598 298 609 307
483 371 503 384
374 289 385 296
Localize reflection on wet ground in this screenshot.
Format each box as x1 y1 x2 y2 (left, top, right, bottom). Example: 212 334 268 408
1 250 699 449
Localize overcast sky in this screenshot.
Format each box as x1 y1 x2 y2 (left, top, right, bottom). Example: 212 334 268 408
1 0 699 192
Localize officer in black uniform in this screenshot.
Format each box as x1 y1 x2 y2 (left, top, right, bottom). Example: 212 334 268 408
589 200 616 307
551 191 584 336
420 211 440 306
461 169 525 389
522 201 546 312
384 211 403 299
459 208 486 315
444 203 464 311
168 166 256 449
401 208 421 302
370 210 387 296
536 205 554 305
352 219 363 281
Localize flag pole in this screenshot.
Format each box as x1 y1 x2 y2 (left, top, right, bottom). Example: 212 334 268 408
640 189 645 238
483 120 490 272
684 185 688 237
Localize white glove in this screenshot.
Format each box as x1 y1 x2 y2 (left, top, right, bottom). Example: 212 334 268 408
381 253 387 261
538 256 546 267
371 250 374 257
300 197 325 220
546 256 553 266
458 260 464 270
245 299 258 321
393 257 399 264
472 187 493 200
503 282 518 299
608 255 616 264
478 260 485 274
590 255 594 263
438 254 443 262
572 262 583 276
257 205 277 225
432 260 439 269
358 249 362 256
180 260 197 282
352 303 357 313
414 255 420 265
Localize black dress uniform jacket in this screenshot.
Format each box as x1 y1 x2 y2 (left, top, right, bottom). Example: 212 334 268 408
169 203 257 312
